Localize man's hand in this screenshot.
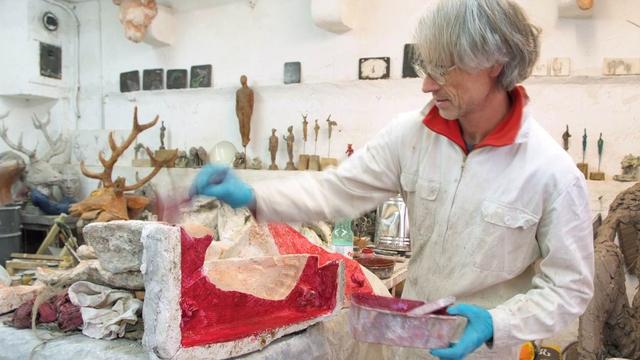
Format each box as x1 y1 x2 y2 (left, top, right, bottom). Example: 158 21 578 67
191 164 255 209
430 304 493 360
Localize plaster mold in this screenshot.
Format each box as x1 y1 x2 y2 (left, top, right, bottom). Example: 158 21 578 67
141 223 345 359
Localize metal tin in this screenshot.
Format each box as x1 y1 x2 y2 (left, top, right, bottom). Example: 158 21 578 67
0 205 22 266
374 195 410 252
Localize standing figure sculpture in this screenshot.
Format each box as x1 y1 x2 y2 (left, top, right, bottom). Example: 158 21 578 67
236 75 254 169
582 129 588 163
283 126 296 170
313 119 320 155
597 133 604 172
268 129 278 170
326 115 338 157
159 121 166 150
562 124 571 151
301 114 309 154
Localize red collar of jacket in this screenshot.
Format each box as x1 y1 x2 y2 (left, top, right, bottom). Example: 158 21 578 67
422 85 529 154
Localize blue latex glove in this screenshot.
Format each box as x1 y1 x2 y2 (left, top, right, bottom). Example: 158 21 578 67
430 304 493 360
191 164 255 209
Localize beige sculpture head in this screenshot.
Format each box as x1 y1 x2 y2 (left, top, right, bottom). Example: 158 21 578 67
113 0 158 43
240 75 248 86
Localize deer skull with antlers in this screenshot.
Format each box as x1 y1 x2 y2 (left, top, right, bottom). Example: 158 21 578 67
0 111 67 199
69 107 177 222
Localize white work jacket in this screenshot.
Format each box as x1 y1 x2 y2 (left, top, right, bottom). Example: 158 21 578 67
253 95 595 358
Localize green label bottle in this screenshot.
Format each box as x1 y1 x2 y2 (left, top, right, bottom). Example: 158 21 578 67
332 218 354 258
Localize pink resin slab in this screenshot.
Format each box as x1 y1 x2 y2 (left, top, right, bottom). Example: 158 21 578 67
349 293 465 349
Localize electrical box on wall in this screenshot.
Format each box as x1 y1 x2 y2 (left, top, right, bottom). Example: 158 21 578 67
0 0 73 100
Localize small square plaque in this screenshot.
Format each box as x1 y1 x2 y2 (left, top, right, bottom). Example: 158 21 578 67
284 62 301 84
40 42 62 79
143 69 164 90
167 69 188 89
359 57 390 80
190 65 212 88
120 70 140 92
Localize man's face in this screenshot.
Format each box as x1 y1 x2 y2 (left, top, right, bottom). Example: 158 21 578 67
422 66 498 121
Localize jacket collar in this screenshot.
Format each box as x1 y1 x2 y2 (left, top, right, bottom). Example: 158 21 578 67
422 85 529 154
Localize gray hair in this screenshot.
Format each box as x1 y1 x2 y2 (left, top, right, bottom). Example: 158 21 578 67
414 0 541 90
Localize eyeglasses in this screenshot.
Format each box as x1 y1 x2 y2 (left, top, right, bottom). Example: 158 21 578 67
412 62 457 85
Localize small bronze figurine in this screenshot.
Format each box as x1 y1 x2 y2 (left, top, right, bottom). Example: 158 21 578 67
589 133 605 181
313 119 320 155
268 128 279 170
159 121 166 150
302 113 309 154
562 125 571 151
577 128 589 179
236 75 254 168
283 126 296 170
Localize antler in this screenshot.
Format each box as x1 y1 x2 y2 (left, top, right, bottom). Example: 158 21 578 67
32 113 66 161
0 111 37 161
122 146 176 192
80 106 158 187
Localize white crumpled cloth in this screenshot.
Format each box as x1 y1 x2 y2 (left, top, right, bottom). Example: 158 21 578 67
68 281 143 340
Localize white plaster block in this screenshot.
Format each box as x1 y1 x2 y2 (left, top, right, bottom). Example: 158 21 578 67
311 0 358 33
141 223 182 359
602 58 640 76
84 220 147 273
144 5 176 47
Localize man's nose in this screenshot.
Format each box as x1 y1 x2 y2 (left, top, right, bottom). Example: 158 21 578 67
422 75 440 93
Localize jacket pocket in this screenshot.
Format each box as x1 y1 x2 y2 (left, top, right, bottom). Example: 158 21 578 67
400 172 439 256
472 200 540 275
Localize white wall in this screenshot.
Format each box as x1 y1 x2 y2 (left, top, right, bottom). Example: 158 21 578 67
0 0 77 164
48 0 640 183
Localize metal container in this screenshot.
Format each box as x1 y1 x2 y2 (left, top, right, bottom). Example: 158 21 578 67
374 195 410 252
0 205 21 266
355 257 395 279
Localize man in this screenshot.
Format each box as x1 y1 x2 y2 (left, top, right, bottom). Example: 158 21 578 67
192 0 594 358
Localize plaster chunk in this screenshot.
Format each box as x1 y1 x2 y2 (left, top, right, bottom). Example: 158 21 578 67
37 260 144 290
0 283 45 314
84 220 147 273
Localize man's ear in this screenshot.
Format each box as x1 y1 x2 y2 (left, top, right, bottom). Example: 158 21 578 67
489 64 503 78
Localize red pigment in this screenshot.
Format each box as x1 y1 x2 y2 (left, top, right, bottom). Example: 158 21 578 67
268 223 374 298
180 228 339 347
